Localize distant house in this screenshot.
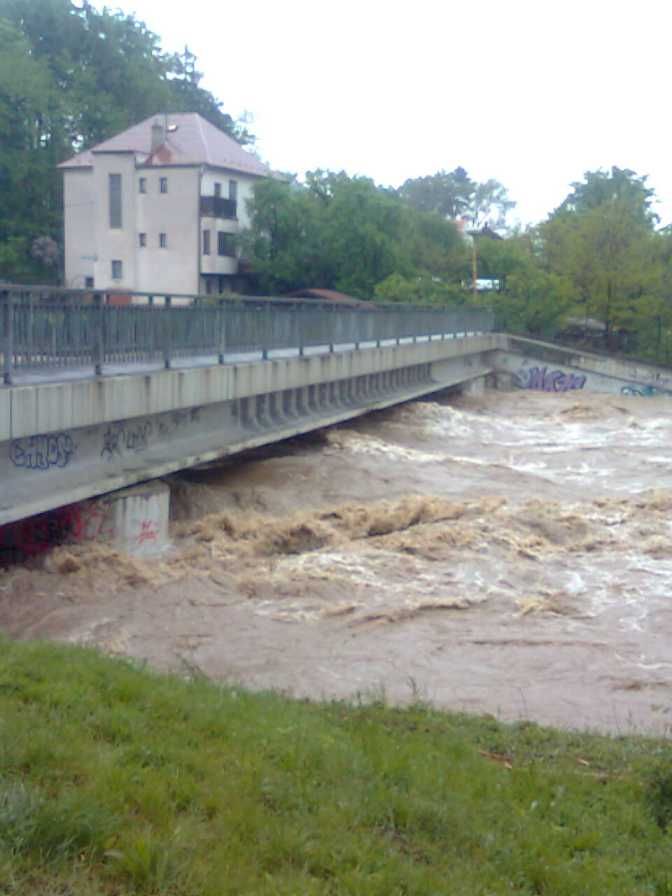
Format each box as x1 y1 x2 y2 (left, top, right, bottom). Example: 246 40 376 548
59 114 269 296
285 288 372 308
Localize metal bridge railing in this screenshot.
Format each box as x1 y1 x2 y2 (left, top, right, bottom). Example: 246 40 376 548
0 286 495 384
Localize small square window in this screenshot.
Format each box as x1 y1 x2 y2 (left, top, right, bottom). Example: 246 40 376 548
214 182 221 198
139 233 147 248
85 276 94 288
159 232 167 248
202 229 210 255
160 177 168 193
139 177 146 194
111 259 123 280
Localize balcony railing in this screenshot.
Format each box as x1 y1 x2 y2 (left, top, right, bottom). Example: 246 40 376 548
200 196 237 219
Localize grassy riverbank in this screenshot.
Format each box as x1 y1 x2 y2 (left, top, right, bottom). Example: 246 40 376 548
0 639 671 895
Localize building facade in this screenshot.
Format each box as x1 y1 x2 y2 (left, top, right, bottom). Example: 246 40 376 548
59 114 269 296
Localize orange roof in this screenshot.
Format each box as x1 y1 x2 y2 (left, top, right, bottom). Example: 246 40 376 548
286 289 373 308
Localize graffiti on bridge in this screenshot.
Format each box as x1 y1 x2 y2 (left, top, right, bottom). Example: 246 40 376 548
621 384 660 397
10 432 76 470
514 366 586 393
101 420 153 459
0 501 115 564
101 408 201 460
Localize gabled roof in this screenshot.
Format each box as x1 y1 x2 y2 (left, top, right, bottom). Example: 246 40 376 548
58 113 269 177
285 288 373 308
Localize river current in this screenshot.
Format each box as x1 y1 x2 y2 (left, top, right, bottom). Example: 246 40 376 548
2 390 672 734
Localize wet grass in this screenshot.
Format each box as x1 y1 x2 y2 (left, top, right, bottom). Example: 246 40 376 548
0 639 671 895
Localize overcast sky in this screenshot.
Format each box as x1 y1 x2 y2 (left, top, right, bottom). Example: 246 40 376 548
127 0 672 228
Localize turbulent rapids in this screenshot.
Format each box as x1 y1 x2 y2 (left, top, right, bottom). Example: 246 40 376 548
3 390 672 734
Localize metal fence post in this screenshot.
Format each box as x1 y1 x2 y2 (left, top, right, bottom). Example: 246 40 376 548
262 301 270 360
93 292 104 376
163 296 172 369
2 290 13 385
218 299 226 364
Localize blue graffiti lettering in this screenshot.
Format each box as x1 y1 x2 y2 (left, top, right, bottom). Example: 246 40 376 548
10 432 76 470
515 366 586 392
621 384 659 397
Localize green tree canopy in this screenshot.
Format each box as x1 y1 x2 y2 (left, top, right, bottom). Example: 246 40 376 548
244 171 469 300
541 167 667 348
398 167 515 231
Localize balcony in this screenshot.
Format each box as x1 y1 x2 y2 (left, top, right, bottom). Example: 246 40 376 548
200 196 237 219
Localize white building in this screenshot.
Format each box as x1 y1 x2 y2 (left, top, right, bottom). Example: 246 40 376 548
59 113 269 296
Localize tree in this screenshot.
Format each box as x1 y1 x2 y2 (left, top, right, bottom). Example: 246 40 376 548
542 168 664 348
243 170 469 300
398 167 475 219
554 166 658 228
398 167 515 231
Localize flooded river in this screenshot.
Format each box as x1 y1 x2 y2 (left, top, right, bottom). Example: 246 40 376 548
2 389 672 734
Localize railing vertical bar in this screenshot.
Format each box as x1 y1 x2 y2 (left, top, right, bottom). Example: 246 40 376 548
2 290 13 385
93 292 104 376
163 296 172 369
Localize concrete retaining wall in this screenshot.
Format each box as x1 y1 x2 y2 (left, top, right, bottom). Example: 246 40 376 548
500 337 672 396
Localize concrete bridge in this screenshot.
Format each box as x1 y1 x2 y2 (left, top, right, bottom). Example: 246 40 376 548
2 287 671 553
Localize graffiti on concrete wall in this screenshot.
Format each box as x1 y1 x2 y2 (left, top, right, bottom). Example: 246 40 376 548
156 407 201 438
136 518 160 545
9 432 77 470
101 420 153 459
101 408 201 461
0 500 115 564
621 384 660 397
514 366 586 393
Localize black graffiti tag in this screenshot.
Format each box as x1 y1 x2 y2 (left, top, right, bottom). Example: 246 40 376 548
10 432 76 470
101 421 153 460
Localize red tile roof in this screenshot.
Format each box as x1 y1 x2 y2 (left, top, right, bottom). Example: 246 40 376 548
59 114 269 177
285 288 373 308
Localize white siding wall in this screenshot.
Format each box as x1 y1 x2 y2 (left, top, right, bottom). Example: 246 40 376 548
63 169 96 287
92 154 138 290
136 167 200 295
63 159 263 295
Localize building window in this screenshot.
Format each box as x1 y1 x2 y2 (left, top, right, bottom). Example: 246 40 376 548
111 259 123 280
159 232 167 248
109 173 122 228
229 179 238 202
202 229 210 255
85 276 94 288
139 177 146 194
214 182 221 197
205 278 213 295
217 231 234 257
160 176 168 193
139 233 147 248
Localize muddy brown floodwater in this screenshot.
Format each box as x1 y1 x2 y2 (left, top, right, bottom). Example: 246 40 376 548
3 390 672 735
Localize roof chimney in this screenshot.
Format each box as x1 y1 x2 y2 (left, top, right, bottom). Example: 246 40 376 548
151 120 165 152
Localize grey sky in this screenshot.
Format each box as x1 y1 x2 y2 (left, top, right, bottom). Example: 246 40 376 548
128 0 672 227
